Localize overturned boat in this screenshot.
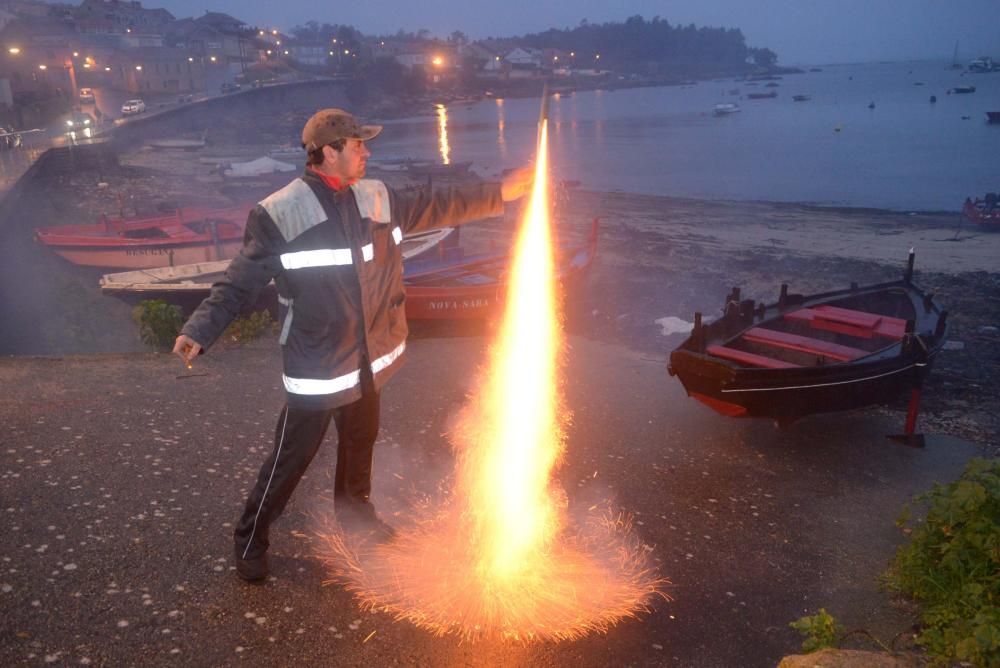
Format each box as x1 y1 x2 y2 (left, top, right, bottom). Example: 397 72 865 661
667 252 948 441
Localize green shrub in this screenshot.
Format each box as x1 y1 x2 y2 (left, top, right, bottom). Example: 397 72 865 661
790 608 843 653
222 310 275 344
885 458 1000 666
131 299 183 349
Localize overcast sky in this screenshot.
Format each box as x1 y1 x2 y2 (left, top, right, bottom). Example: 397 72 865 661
146 1 997 65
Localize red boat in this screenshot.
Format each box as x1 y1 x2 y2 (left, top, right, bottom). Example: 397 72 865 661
962 194 1000 228
35 205 252 269
401 220 599 320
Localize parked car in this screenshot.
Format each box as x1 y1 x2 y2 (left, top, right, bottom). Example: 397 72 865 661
220 82 241 94
78 87 95 104
121 99 146 115
177 93 194 104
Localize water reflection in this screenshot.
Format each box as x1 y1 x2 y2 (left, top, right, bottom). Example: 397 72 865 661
436 103 450 165
495 97 506 158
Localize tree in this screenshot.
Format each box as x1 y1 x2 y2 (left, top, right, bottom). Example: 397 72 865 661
449 30 468 45
750 47 777 69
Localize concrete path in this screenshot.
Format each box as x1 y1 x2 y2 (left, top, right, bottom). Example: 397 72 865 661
0 337 977 666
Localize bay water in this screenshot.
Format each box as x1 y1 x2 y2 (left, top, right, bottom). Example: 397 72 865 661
376 61 1000 212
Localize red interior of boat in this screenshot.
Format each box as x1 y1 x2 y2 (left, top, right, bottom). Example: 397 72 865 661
742 327 869 361
707 305 903 368
783 305 906 340
706 345 800 369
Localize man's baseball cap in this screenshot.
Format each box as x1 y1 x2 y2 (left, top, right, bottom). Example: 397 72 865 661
301 108 382 151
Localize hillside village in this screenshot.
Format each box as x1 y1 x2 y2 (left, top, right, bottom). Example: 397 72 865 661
1 0 777 130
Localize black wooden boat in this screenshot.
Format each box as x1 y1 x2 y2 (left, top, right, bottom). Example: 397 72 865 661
667 252 948 443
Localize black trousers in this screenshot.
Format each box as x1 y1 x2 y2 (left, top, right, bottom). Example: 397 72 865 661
233 382 381 560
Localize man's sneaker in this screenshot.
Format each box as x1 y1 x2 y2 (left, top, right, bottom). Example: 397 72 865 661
235 553 268 582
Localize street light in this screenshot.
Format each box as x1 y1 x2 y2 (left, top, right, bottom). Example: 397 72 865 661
38 64 47 70
8 47 20 54
135 65 142 70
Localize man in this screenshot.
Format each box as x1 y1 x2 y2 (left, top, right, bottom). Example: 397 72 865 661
173 108 531 582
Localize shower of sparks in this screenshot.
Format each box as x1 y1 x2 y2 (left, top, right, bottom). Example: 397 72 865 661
317 114 667 642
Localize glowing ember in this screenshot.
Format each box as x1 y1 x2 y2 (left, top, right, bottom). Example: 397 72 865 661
317 114 666 641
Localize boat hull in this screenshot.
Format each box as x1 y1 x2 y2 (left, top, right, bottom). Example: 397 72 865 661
670 347 935 419
962 197 1000 228
36 206 251 269
48 239 244 269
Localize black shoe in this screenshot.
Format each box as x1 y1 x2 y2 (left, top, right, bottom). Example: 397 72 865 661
235 553 268 582
337 506 397 543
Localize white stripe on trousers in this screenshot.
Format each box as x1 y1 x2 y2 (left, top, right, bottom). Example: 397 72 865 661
242 408 289 559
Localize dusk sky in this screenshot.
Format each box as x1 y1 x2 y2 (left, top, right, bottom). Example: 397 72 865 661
142 0 999 65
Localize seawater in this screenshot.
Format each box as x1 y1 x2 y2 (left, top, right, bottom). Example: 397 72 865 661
376 61 1000 212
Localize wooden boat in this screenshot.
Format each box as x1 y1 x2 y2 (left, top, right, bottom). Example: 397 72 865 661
962 194 1000 227
99 227 455 302
667 252 948 443
402 220 598 320
36 205 253 269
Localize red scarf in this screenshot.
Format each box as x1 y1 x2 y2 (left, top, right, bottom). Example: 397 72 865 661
308 165 350 192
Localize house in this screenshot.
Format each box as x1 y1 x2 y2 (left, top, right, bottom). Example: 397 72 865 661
74 0 174 35
119 45 205 93
504 47 542 69
287 42 328 67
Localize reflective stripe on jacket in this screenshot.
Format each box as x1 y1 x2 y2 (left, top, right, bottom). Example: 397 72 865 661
181 169 504 409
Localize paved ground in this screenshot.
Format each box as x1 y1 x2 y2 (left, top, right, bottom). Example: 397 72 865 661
0 335 978 667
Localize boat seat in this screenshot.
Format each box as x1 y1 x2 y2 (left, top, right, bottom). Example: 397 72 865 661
158 224 200 237
784 306 906 340
743 327 869 362
706 345 800 369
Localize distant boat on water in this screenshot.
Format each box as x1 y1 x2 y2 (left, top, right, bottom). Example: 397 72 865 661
948 85 976 94
987 111 1000 124
713 103 741 115
792 94 811 102
968 56 998 73
746 91 777 100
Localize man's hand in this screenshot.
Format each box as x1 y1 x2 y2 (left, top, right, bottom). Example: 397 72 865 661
173 334 202 369
501 166 533 202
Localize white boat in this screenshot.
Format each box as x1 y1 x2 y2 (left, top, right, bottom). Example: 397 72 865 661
99 227 455 296
713 103 741 116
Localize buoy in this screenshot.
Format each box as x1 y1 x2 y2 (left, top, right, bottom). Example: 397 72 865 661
868 101 875 109
834 124 842 133
930 95 937 103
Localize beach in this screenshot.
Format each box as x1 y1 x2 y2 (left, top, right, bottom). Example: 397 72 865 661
0 83 997 665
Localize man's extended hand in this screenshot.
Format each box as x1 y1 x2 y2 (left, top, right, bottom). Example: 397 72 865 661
501 166 533 202
173 334 202 368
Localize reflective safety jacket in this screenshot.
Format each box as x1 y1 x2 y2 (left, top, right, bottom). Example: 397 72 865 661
181 169 504 410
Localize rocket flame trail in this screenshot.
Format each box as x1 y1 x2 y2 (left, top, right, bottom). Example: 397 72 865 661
317 105 666 642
